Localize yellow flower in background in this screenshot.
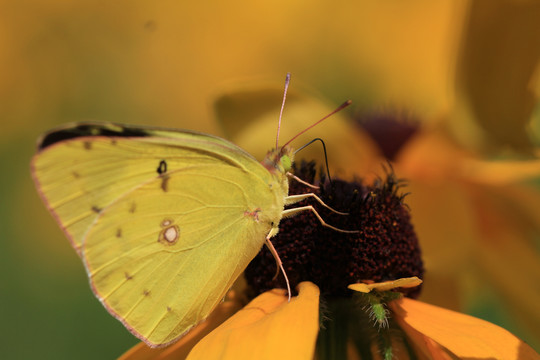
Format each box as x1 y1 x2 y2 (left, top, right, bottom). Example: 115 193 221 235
215 87 540 353
211 0 540 351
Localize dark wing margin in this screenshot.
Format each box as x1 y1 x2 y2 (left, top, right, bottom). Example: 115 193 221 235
36 122 261 165
37 123 151 150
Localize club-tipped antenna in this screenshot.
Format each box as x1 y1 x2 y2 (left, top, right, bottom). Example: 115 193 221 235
294 138 333 184
275 73 291 150
281 100 352 150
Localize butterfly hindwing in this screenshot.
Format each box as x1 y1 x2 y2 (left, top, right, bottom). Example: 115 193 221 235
85 163 278 346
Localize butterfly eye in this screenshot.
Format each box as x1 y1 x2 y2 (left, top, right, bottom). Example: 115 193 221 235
280 155 292 172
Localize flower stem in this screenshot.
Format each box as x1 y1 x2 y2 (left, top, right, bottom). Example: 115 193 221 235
316 298 351 360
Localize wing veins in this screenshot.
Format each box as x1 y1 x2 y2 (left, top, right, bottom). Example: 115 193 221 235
87 216 245 279
86 203 244 236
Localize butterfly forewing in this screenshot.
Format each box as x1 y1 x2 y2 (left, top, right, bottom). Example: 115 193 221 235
31 123 264 252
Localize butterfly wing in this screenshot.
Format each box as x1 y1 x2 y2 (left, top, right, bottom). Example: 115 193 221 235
31 123 286 347
31 122 261 253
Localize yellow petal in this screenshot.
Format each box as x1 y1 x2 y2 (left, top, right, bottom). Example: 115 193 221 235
461 157 540 186
214 85 303 141
348 276 423 293
187 282 320 360
391 298 539 359
347 282 372 293
452 1 540 152
391 321 453 360
395 131 477 310
396 130 472 182
119 292 243 360
471 186 540 345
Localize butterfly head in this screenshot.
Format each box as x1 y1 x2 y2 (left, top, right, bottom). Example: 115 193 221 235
262 145 295 176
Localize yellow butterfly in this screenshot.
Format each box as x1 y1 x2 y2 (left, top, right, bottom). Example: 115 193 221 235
31 75 352 347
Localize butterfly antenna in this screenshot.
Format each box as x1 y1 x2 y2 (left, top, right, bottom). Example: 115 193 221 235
276 73 291 150
281 100 352 150
294 138 333 184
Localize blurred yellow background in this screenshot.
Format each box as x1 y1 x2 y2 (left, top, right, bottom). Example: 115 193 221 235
1 1 539 358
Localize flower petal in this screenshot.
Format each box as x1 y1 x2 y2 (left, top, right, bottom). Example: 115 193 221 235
391 298 539 359
471 185 540 346
392 323 454 360
462 158 540 186
119 292 243 360
348 276 423 293
452 0 540 152
186 282 319 360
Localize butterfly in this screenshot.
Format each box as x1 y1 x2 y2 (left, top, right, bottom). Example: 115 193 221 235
31 74 352 348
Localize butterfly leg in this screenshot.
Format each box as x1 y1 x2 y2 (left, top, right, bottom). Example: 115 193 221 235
285 193 348 215
286 172 319 189
282 206 359 233
264 236 292 301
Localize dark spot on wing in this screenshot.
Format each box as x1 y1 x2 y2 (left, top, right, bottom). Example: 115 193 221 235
72 171 80 179
157 160 167 175
125 272 133 280
161 175 170 192
83 141 92 150
129 202 137 213
143 289 150 297
116 228 122 238
91 205 102 213
166 306 172 312
37 123 152 150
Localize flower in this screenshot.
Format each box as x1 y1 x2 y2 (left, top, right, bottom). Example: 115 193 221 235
215 90 540 354
120 162 538 359
211 1 540 344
